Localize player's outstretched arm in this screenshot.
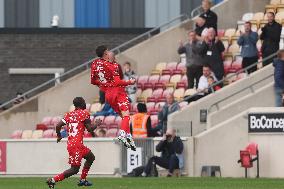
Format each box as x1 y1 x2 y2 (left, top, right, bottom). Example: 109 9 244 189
84 119 102 137
56 120 65 143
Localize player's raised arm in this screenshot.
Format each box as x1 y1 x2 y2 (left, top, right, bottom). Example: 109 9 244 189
55 120 66 143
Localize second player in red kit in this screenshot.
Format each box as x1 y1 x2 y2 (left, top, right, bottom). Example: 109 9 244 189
90 46 136 150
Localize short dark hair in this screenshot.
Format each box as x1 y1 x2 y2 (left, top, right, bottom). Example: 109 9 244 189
96 45 107 58
207 76 215 81
73 97 86 109
124 61 131 66
267 12 275 17
245 21 251 26
203 64 211 70
137 103 147 113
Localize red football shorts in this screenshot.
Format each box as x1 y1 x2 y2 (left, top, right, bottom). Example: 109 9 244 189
67 144 90 166
105 89 130 114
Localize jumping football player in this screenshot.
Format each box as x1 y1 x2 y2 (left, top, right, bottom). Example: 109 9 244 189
90 45 136 151
46 97 101 188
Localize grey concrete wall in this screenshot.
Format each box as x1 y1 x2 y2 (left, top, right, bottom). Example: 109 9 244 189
169 65 275 137
190 107 284 177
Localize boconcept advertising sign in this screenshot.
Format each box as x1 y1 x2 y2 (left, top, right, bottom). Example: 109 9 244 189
248 113 284 133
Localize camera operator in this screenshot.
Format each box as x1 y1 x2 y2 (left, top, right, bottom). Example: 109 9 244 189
142 128 184 177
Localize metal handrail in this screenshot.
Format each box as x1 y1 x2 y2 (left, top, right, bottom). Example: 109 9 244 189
0 14 191 110
181 52 278 106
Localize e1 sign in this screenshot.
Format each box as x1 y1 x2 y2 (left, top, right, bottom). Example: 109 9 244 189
127 147 142 173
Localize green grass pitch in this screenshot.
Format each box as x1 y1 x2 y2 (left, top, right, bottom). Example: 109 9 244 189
0 177 284 189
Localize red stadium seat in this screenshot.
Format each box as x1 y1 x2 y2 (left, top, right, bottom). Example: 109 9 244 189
217 29 225 37
36 124 48 131
161 69 172 75
11 130 23 139
143 83 153 89
148 75 160 84
104 115 116 125
163 88 174 97
176 62 186 74
84 131 93 138
231 58 243 72
166 62 178 71
158 75 171 85
176 75 188 89
147 88 164 102
224 60 233 74
115 116 122 126
172 70 183 75
106 128 119 137
146 102 156 113
43 129 54 138
42 117 52 126
137 75 149 89
51 116 62 126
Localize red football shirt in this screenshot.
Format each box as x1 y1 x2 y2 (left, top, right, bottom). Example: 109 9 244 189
62 109 90 147
90 58 131 92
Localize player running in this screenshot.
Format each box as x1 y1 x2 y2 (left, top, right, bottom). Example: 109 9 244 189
46 97 101 189
90 45 136 151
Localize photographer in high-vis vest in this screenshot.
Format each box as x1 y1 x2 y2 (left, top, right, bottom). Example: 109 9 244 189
131 103 160 138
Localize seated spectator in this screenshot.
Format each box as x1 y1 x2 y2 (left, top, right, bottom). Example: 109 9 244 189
195 16 208 40
94 103 118 116
237 21 259 74
96 129 106 137
199 28 225 82
131 103 160 138
123 62 137 103
178 30 205 89
200 0 218 32
13 92 25 105
207 76 221 93
143 128 184 177
273 49 284 107
158 94 180 133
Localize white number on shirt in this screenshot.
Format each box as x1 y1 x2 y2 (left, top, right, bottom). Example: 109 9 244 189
98 72 107 83
69 123 79 137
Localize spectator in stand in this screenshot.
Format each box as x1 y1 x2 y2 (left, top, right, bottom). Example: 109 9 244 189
158 94 180 133
123 62 137 103
96 129 106 137
195 16 208 40
142 128 184 177
131 103 160 138
260 12 282 67
178 30 205 89
94 103 117 116
237 21 259 74
273 49 284 107
13 92 25 105
200 28 225 82
200 0 218 32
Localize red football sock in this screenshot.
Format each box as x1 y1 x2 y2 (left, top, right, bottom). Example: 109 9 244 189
121 116 130 134
80 167 90 180
53 173 65 182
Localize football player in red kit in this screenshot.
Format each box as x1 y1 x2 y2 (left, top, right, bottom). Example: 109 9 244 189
90 45 136 151
46 97 101 189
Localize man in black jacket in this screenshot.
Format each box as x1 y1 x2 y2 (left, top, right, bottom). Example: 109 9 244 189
260 12 282 67
199 0 218 33
143 128 184 177
199 28 225 82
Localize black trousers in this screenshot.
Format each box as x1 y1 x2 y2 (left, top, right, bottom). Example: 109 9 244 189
144 155 179 175
262 50 277 67
186 65 203 89
242 56 258 74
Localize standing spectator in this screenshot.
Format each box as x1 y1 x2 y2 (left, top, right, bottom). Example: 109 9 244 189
200 28 225 82
123 62 137 103
195 16 208 40
200 0 218 32
131 103 160 138
273 50 284 107
143 128 184 177
158 94 180 133
178 30 206 89
260 12 282 67
237 21 259 74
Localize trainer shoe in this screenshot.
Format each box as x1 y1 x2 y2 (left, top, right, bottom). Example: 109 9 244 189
117 130 131 149
78 179 93 187
46 178 55 189
126 134 136 151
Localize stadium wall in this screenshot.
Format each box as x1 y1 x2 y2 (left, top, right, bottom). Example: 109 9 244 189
0 138 190 176
190 108 284 178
